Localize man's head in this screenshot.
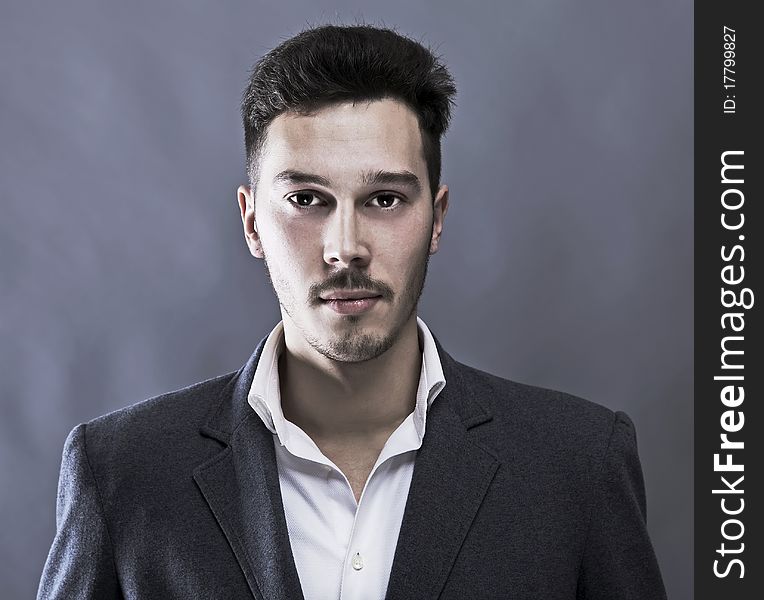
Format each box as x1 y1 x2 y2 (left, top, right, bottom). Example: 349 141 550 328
237 25 456 364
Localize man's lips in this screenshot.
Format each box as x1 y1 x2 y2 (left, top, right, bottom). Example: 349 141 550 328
319 289 383 301
318 290 384 315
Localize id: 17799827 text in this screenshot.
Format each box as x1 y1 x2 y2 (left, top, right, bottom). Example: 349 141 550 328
723 26 736 114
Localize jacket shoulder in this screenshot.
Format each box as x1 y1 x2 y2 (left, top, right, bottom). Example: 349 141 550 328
91 371 235 428
450 360 625 458
455 361 615 420
76 371 238 468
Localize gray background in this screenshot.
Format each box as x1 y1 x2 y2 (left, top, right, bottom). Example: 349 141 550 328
1 1 692 598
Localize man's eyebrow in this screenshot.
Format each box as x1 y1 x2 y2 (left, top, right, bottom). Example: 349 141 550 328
273 170 332 187
361 170 422 194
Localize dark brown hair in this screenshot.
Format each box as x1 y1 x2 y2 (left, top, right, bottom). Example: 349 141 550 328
241 24 457 197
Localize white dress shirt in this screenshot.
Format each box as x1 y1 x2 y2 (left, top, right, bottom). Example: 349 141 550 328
247 317 446 600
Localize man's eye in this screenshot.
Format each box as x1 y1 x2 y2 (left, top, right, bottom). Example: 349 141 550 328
370 194 402 210
288 193 321 208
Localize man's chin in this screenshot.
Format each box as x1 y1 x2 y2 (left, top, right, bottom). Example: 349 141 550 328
312 330 395 364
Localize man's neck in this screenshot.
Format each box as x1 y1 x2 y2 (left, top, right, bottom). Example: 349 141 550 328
278 316 423 444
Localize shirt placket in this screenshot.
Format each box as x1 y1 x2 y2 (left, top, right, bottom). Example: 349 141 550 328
337 415 422 600
337 465 381 600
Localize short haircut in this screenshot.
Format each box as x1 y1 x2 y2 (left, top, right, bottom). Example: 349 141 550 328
241 24 457 197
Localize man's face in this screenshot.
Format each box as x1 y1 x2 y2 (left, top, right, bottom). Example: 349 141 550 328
238 98 448 363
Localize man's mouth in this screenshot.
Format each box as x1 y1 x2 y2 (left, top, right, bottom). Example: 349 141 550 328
318 290 384 315
319 289 383 301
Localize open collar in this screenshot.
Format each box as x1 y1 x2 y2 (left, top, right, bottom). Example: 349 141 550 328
193 329 498 600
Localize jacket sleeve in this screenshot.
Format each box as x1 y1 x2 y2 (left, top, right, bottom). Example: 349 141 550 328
37 423 122 599
576 411 668 600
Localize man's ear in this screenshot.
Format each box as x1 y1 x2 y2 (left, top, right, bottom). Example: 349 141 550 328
237 185 264 259
429 184 449 255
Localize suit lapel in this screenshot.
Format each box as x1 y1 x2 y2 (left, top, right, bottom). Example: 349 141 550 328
385 342 500 600
193 337 305 600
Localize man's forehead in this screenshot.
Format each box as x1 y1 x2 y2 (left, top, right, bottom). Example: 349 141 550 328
259 99 427 180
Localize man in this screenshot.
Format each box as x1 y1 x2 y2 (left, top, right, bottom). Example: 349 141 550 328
38 24 667 600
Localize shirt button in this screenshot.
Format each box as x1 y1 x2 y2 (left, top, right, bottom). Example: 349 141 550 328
351 552 364 571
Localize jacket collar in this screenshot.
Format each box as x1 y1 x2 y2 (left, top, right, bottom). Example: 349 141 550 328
193 331 498 600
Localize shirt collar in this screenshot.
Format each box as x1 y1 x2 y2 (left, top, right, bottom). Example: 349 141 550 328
247 317 447 447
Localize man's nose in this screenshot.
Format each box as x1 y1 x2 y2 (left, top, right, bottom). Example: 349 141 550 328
322 205 371 269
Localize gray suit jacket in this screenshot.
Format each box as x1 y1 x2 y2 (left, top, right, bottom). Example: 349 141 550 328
38 334 667 599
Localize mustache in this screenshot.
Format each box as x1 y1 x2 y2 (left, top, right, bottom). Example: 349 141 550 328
309 270 394 305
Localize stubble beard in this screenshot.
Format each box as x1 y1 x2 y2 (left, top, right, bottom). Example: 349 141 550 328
261 234 432 364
